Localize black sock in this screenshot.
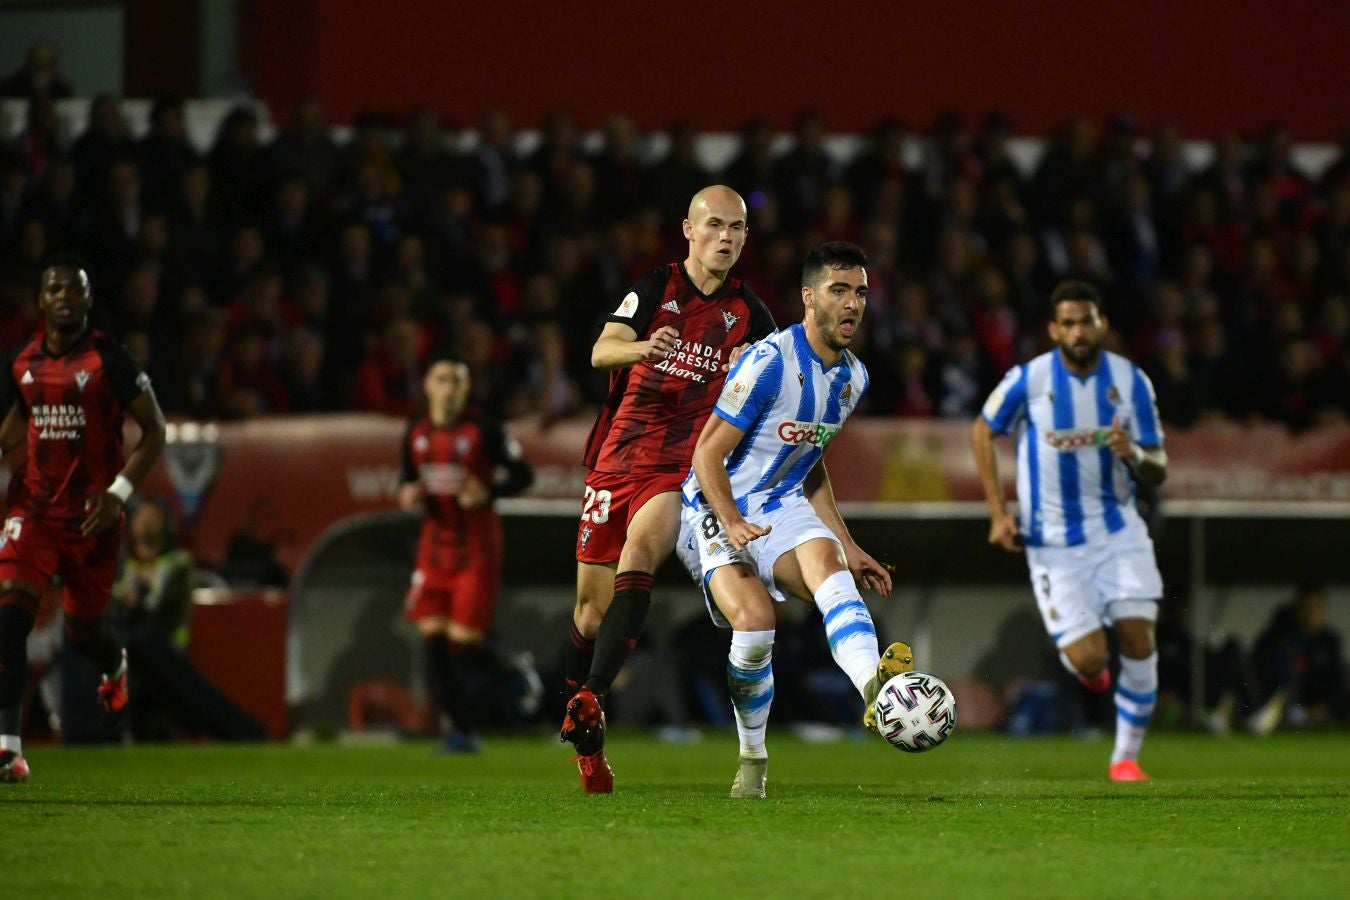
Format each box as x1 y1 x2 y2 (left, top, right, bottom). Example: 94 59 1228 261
586 571 654 697
458 640 517 678
65 615 123 676
562 624 595 695
424 634 472 734
0 596 37 736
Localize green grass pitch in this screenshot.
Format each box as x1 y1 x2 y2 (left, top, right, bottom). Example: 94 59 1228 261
3 732 1348 898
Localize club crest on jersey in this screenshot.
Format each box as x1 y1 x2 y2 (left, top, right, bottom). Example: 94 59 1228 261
414 435 430 453
840 383 853 406
1107 386 1122 404
21 370 33 385
75 370 90 391
455 436 472 457
722 310 739 330
662 299 681 314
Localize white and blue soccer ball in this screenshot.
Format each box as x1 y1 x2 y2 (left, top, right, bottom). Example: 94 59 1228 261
874 671 957 752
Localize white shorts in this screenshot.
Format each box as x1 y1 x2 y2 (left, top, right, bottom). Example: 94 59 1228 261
1025 520 1162 648
676 494 839 628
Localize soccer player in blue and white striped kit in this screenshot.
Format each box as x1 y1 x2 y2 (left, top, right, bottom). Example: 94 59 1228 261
972 280 1167 782
678 242 911 798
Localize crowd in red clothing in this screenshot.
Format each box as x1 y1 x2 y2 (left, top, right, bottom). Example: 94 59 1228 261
2 87 1348 431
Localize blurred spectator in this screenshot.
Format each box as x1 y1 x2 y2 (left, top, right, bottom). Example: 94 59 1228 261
774 110 837 228
15 92 60 179
110 500 265 742
592 115 645 223
1249 583 1346 732
0 40 72 99
208 106 268 229
269 97 341 199
138 97 198 213
396 107 462 219
70 94 134 205
649 119 711 223
351 315 423 415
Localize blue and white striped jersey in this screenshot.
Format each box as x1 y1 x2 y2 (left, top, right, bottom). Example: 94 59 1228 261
981 349 1164 548
681 323 869 517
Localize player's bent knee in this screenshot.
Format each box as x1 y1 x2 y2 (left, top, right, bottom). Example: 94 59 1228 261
1062 644 1108 679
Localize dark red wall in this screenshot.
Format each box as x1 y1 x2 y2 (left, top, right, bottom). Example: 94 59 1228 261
247 1 1349 139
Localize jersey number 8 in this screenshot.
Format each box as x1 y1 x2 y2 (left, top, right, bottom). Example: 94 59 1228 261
582 487 612 524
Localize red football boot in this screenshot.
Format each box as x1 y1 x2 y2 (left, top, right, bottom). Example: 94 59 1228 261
571 749 614 794
98 650 129 729
0 749 31 783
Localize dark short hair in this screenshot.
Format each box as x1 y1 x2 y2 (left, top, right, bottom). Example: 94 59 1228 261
1049 280 1103 317
424 351 466 375
802 241 868 288
39 252 91 292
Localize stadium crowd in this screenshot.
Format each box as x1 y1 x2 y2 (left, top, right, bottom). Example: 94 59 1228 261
2 87 1350 431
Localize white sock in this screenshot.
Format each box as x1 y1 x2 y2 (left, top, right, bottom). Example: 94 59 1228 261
1112 652 1157 765
727 630 774 758
0 734 20 755
813 570 880 695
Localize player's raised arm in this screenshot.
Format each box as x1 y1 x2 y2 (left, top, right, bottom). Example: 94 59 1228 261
971 416 1020 552
691 415 769 550
591 321 678 369
803 459 892 596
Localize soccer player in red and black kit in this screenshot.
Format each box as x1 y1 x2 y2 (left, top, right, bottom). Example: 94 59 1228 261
0 255 166 782
398 355 533 753
560 185 775 792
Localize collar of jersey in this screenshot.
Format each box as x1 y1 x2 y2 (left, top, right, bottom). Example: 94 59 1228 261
790 323 841 371
1053 347 1105 383
41 326 92 359
677 261 728 301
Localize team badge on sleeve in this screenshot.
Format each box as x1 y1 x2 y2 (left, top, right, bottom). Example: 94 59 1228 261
614 292 640 318
721 374 751 412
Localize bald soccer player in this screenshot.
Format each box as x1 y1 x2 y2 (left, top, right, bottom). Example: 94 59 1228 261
559 186 776 792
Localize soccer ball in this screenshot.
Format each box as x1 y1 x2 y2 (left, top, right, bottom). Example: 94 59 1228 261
874 671 957 752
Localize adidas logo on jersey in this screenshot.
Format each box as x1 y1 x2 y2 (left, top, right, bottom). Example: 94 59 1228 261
662 299 681 314
21 371 33 385
722 311 739 329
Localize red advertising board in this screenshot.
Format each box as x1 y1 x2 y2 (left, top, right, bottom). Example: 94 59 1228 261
4 415 1347 574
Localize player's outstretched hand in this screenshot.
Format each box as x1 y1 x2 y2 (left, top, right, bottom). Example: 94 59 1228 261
81 491 123 537
644 325 679 361
723 342 752 371
847 543 893 597
726 518 771 550
457 474 490 510
988 511 1021 552
1106 414 1133 459
397 481 425 512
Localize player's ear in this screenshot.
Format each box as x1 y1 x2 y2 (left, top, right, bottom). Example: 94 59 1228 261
682 219 694 241
801 285 813 311
1047 319 1059 343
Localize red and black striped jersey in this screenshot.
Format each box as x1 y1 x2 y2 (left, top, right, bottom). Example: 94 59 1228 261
583 262 776 475
5 329 149 524
400 413 532 559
